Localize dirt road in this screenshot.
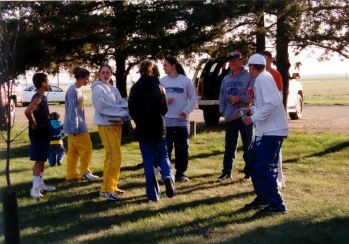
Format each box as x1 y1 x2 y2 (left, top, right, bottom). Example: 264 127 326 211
15 105 349 134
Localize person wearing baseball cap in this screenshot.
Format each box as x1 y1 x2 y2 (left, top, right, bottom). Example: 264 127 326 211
217 50 254 182
242 53 289 214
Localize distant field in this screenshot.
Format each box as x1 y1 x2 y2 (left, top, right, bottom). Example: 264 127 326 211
299 76 349 105
40 75 349 106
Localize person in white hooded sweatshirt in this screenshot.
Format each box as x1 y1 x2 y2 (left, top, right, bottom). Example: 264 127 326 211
91 63 131 201
242 54 288 214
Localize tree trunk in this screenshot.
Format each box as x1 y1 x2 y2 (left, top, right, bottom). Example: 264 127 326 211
276 2 291 110
255 0 265 52
115 56 127 98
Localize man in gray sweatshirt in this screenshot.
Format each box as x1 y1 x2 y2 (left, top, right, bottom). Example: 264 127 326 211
218 51 254 182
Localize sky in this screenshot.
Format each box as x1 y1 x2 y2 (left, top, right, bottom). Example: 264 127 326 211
288 48 349 76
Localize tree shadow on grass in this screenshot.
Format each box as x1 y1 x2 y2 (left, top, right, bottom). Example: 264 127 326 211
190 149 224 160
225 216 349 243
284 140 349 164
17 190 255 243
6 168 257 243
0 144 30 160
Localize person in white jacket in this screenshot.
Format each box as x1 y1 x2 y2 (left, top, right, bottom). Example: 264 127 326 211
91 63 131 201
160 56 197 182
242 54 288 214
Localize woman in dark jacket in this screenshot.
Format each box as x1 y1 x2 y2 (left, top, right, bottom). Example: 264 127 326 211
128 59 175 201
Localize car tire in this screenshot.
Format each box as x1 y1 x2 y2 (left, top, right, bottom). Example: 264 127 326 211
203 107 221 126
289 94 303 120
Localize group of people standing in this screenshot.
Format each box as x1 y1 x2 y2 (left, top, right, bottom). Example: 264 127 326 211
25 57 196 202
218 50 288 214
25 51 288 213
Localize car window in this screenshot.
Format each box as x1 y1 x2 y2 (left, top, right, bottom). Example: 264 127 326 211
50 86 59 92
220 62 229 75
24 86 35 91
209 63 218 73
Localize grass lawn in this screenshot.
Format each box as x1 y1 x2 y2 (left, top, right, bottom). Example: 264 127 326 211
1 126 348 243
300 76 349 105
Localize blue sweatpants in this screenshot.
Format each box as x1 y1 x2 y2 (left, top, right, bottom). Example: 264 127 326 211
249 135 286 211
139 137 174 201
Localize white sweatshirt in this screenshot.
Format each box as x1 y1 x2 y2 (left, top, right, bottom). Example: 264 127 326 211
160 74 197 127
251 71 288 137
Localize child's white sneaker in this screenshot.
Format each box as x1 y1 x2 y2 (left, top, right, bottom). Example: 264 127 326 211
40 184 56 192
30 187 43 199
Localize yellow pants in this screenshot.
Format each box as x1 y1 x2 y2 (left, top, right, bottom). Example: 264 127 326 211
66 132 92 180
98 125 122 193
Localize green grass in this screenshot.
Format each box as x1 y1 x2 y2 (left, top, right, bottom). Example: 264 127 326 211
300 76 349 105
1 126 348 243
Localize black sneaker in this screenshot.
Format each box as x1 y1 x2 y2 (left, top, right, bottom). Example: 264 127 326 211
164 176 175 198
244 197 269 210
217 173 232 182
259 205 287 214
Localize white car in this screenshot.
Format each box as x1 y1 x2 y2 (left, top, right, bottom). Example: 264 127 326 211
22 85 66 106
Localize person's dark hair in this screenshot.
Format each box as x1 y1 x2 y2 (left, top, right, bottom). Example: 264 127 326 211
164 56 186 76
152 64 160 78
73 66 90 79
139 59 153 75
32 73 48 89
50 112 60 120
249 64 265 71
260 50 272 59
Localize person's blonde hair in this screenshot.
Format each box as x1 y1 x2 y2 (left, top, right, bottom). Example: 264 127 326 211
98 63 113 74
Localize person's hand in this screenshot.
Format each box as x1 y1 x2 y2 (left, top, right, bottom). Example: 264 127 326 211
244 107 252 115
242 116 253 126
30 120 37 129
247 87 254 99
167 98 174 104
229 96 240 104
179 112 187 117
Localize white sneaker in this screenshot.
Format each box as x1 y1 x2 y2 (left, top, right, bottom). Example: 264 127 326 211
30 187 43 198
83 172 99 181
40 184 56 192
100 192 120 201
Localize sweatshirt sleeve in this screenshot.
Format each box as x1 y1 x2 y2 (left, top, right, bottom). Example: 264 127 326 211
219 77 227 114
182 79 197 115
251 77 280 123
66 89 79 134
239 78 254 104
159 85 168 116
128 85 139 121
92 84 129 118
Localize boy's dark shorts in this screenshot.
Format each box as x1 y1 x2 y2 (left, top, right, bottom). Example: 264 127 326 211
30 140 50 162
